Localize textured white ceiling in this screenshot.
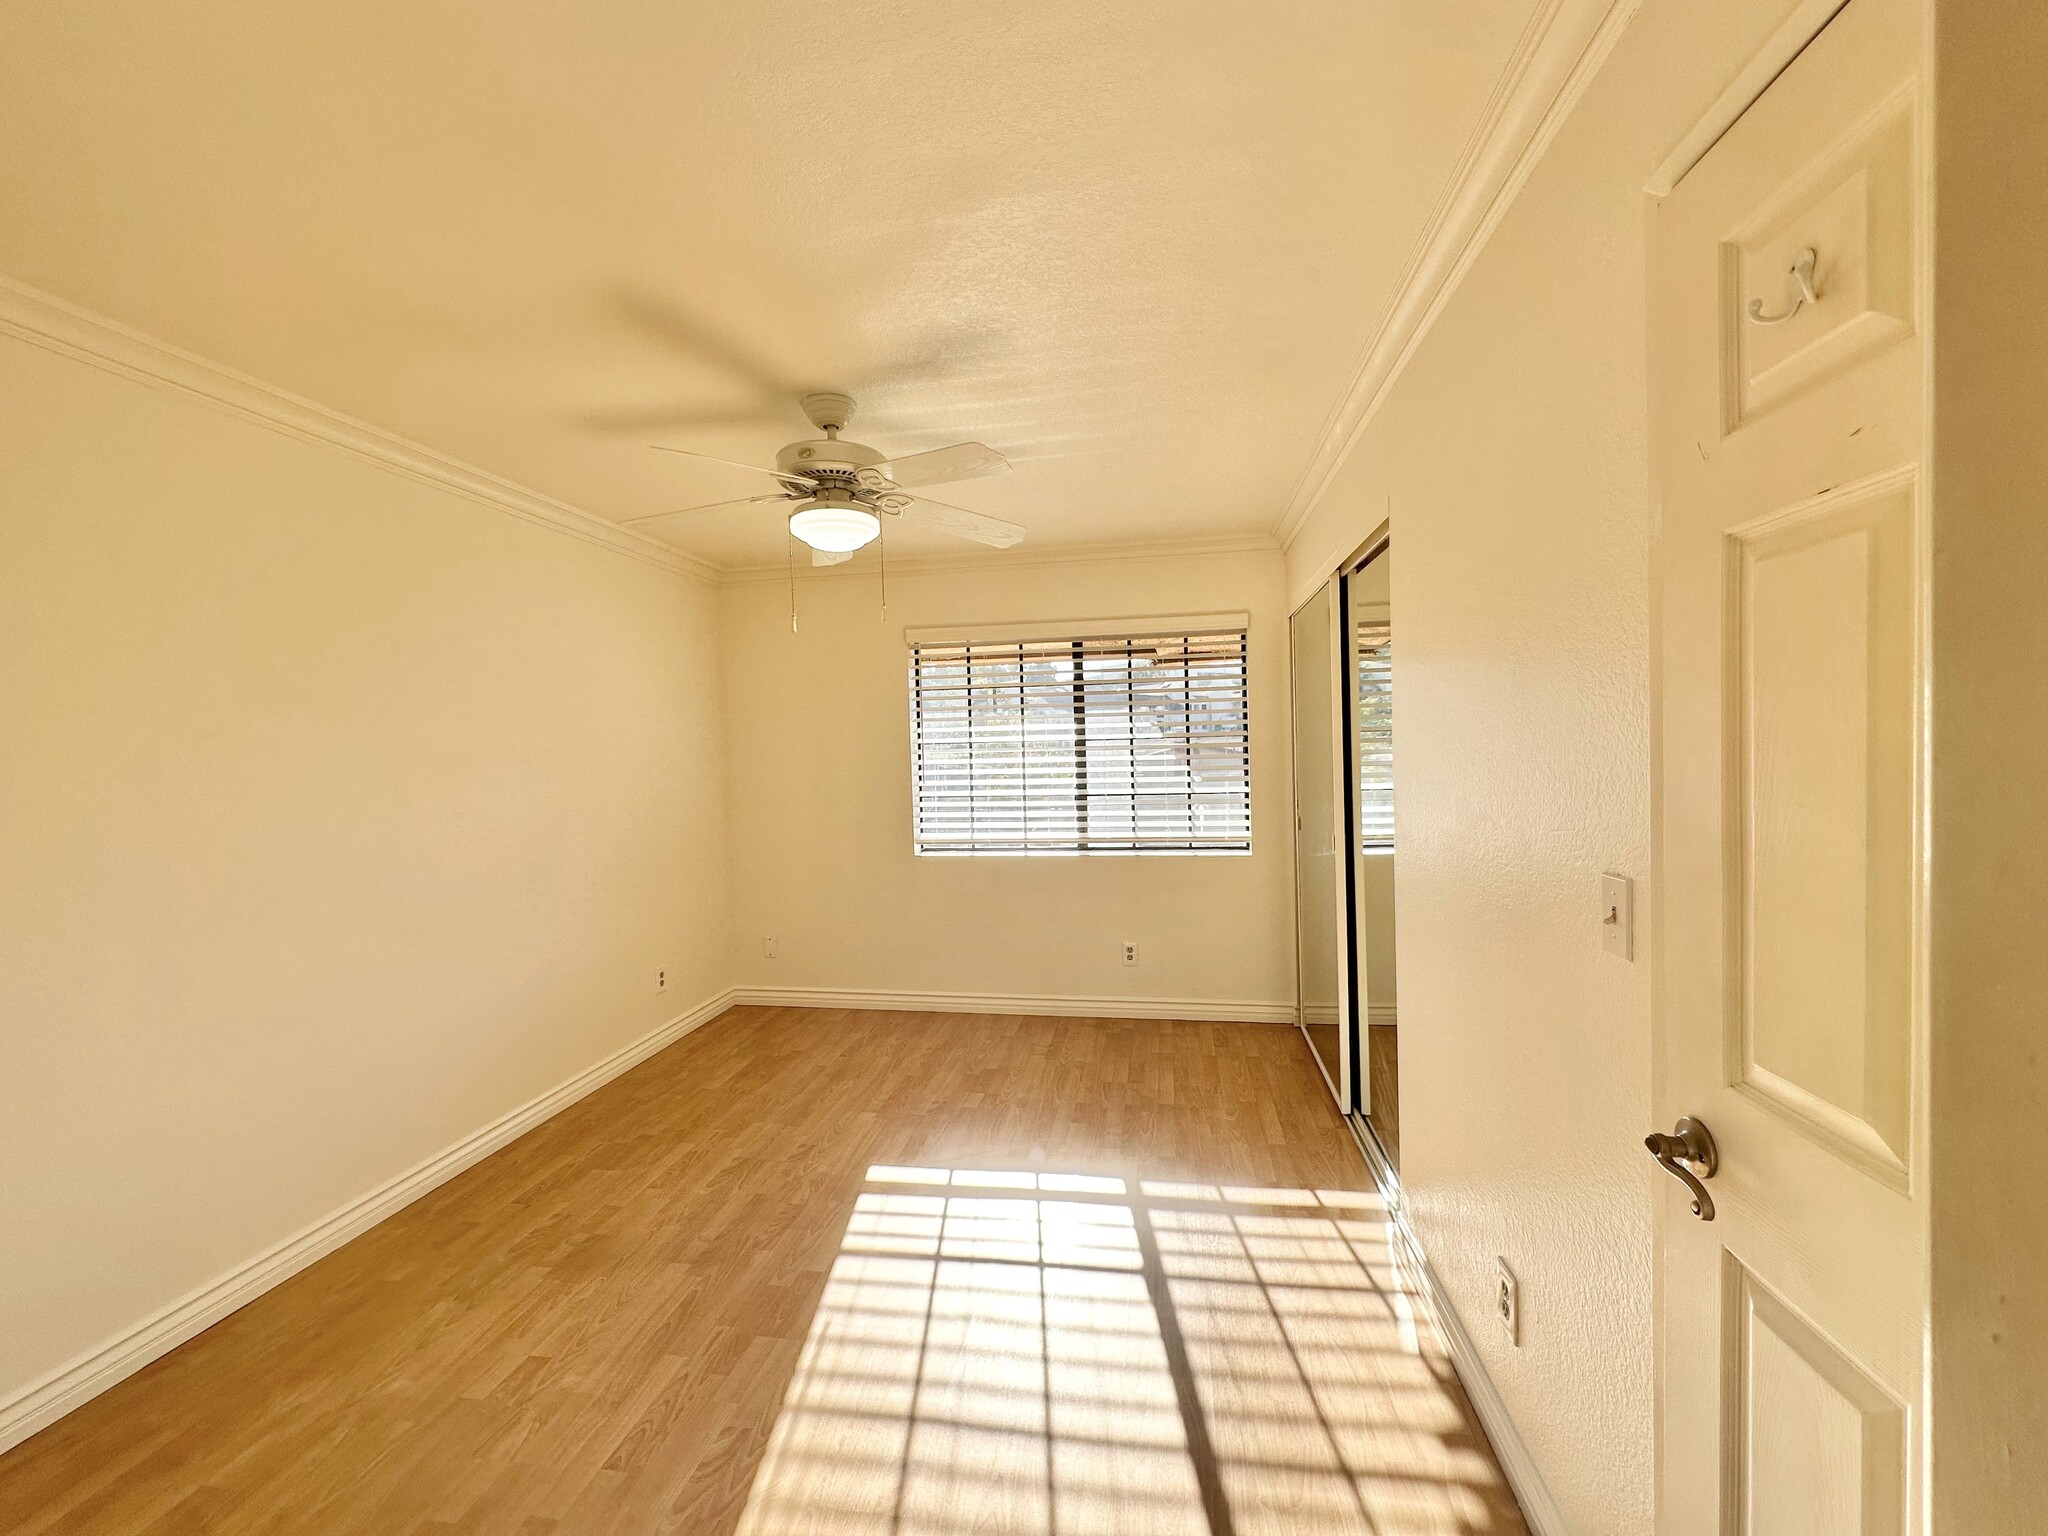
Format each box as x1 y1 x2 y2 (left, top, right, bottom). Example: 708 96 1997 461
0 1 1540 568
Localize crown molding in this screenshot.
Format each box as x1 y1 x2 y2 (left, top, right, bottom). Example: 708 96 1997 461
0 276 718 586
1271 0 1644 551
0 271 1282 589
713 530 1282 588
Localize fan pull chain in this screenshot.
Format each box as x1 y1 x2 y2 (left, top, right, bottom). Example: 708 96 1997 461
787 535 798 634
878 518 888 622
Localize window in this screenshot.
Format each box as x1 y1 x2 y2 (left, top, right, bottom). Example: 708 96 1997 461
909 626 1251 855
1355 616 1394 848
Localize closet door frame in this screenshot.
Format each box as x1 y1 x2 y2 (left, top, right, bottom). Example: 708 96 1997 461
1288 521 1391 1120
1288 577 1357 1112
1342 530 1393 1137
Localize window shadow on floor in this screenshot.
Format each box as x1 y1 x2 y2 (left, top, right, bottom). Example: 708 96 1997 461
733 1166 1525 1536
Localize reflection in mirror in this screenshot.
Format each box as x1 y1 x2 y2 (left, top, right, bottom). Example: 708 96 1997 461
1349 548 1399 1168
1290 583 1346 1101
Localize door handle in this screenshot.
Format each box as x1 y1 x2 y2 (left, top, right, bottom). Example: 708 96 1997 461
1646 1116 1719 1221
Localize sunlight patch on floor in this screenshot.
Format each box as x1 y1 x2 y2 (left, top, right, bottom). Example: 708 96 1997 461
733 1167 1519 1535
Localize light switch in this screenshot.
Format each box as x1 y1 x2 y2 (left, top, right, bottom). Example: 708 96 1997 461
1601 874 1633 960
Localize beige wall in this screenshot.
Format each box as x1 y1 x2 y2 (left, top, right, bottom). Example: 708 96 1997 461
1283 1 1823 1528
1930 0 2048 1523
0 330 730 1420
23 4 2014 1515
720 548 1295 1012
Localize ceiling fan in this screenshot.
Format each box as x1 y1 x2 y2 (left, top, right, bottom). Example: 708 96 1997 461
625 392 1023 565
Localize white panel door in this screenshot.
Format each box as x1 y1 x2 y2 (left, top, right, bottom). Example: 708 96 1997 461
1650 0 1926 1530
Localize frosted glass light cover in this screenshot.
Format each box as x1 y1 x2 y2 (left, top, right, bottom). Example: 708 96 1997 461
788 503 881 552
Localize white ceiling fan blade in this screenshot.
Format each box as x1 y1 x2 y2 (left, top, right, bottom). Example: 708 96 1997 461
896 494 1026 549
811 548 855 567
651 443 810 487
619 493 787 526
865 441 1009 490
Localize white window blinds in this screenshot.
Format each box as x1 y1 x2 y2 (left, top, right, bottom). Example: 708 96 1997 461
1355 617 1395 848
909 628 1252 855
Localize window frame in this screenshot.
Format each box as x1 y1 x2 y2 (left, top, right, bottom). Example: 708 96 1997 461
906 621 1253 858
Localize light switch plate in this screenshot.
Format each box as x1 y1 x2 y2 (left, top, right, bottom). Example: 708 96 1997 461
1601 873 1633 960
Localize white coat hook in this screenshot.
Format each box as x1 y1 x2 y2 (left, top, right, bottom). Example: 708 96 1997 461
1748 247 1818 326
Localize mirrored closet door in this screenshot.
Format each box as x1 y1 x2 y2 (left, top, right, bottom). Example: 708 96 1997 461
1289 536 1399 1171
1288 581 1349 1104
1348 544 1398 1169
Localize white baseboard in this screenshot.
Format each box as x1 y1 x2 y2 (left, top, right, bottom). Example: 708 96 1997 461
1 985 1287 1457
1347 1118 1569 1536
0 988 738 1457
728 984 1296 1024
1366 1004 1398 1028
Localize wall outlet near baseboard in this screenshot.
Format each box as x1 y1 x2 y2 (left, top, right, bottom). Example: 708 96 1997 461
763 936 779 960
656 968 667 993
1495 1257 1520 1346
1121 941 1140 966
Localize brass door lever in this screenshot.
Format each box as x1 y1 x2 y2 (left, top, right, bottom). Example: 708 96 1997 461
1646 1116 1719 1221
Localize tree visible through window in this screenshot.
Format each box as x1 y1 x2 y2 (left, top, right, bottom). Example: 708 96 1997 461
909 630 1251 855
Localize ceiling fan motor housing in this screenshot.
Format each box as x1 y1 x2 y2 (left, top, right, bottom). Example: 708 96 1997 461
644 386 1017 549
779 389 899 486
777 436 886 481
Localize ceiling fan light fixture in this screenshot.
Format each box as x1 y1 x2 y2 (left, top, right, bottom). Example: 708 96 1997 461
788 498 881 553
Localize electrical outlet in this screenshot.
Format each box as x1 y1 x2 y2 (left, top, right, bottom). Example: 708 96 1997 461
1495 1258 1520 1346
1121 941 1140 966
763 936 779 960
656 968 667 994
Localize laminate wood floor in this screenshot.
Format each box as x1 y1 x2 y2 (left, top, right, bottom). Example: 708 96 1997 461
0 1007 1527 1535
